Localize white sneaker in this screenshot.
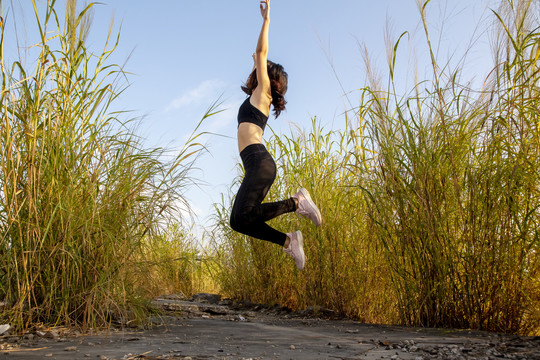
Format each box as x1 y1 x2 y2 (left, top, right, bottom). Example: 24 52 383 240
293 188 322 227
283 231 305 270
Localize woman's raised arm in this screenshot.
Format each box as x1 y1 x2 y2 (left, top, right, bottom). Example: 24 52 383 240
253 0 272 103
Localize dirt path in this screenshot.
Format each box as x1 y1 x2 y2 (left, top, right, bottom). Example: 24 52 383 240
0 294 538 360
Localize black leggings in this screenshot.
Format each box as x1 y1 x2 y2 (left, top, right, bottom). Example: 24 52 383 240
230 143 296 246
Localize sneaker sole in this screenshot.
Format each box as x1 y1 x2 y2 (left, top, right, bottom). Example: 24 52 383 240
296 230 305 270
298 188 322 227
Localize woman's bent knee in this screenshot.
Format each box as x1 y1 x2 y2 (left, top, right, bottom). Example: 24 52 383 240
230 214 244 233
230 213 252 235
229 217 240 233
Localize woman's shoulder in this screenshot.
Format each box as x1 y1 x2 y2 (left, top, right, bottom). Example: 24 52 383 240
249 88 271 117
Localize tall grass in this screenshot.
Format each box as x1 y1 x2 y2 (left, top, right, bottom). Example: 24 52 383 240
359 0 539 333
0 0 208 331
213 0 539 334
213 120 397 324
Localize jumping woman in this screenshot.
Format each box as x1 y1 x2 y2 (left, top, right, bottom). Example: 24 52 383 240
229 0 322 270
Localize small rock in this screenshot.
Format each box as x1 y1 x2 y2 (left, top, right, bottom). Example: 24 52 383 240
161 291 187 300
410 346 418 352
336 344 342 349
45 330 59 339
0 325 10 336
64 346 77 351
190 293 222 304
44 354 53 357
290 345 296 350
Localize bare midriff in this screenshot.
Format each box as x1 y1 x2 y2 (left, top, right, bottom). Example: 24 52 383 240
237 123 264 153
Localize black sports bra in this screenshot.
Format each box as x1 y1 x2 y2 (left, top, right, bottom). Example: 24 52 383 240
237 97 268 132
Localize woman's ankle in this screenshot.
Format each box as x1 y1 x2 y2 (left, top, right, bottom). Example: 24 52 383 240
283 235 291 249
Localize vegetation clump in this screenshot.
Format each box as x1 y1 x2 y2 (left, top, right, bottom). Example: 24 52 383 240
0 0 208 331
214 0 539 335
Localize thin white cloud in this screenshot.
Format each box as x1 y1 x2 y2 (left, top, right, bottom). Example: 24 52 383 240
166 79 225 111
206 99 242 133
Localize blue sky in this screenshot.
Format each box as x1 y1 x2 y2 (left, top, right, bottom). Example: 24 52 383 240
5 0 497 232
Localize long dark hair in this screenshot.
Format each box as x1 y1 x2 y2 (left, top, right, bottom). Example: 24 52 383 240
241 60 288 118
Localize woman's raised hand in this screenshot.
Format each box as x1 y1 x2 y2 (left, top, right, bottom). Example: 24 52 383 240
260 0 270 20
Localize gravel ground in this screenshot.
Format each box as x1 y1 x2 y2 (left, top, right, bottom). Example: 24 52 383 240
0 294 538 360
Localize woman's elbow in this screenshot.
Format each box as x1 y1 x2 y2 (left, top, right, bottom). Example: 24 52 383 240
255 47 268 56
